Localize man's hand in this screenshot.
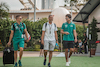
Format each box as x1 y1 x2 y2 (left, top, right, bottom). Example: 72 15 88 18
65 32 69 35
25 39 29 43
7 42 11 46
74 38 77 43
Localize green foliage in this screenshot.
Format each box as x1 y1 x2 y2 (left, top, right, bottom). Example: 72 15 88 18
76 25 86 40
0 2 9 19
90 17 98 48
0 18 48 47
0 19 15 46
0 18 85 50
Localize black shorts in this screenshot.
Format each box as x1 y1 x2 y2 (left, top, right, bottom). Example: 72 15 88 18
40 44 44 49
63 41 75 49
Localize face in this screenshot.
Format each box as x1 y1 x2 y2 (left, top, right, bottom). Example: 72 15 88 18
65 16 70 22
16 16 22 22
49 16 53 22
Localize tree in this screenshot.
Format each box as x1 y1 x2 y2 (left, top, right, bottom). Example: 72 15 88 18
90 17 98 48
64 0 89 12
0 2 9 19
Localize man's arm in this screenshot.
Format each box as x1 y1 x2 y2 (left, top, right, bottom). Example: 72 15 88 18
73 30 77 43
24 29 29 42
55 31 58 43
61 29 69 35
41 31 45 45
7 30 14 45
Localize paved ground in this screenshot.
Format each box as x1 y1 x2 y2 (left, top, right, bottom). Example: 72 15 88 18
0 51 91 57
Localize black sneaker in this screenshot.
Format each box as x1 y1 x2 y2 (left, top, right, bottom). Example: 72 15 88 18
43 59 46 65
48 63 51 67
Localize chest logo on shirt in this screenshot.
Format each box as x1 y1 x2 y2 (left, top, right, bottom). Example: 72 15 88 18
70 25 73 27
16 26 18 29
65 25 68 28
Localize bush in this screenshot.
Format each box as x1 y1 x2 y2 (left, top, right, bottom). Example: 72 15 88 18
0 18 86 51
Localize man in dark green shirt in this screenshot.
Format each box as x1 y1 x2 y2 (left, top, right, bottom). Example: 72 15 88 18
7 15 29 67
61 14 77 66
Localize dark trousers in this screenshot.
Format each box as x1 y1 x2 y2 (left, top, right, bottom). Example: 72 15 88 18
79 48 82 53
84 43 88 54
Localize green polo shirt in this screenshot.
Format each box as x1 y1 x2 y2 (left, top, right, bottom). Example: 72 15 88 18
61 22 76 41
11 22 26 41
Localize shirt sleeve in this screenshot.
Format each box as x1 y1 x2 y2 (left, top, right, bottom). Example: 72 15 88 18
11 25 14 31
55 24 58 31
61 23 64 29
42 23 45 31
73 24 76 30
23 23 26 30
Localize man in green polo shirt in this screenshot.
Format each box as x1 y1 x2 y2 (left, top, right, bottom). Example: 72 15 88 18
61 14 77 66
7 15 29 67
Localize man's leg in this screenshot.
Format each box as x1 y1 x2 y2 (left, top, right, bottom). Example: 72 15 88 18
18 41 24 66
14 51 18 63
14 51 18 67
49 51 53 63
39 49 42 56
74 48 75 54
19 47 23 60
48 40 55 67
13 41 18 67
43 50 48 65
44 50 48 59
41 49 44 56
43 40 49 65
69 48 74 58
65 49 68 62
76 48 78 54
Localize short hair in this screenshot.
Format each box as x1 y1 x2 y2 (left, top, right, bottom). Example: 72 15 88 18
66 14 71 19
16 15 21 19
48 15 53 18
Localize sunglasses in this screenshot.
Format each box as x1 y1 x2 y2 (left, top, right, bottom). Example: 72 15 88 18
65 18 68 19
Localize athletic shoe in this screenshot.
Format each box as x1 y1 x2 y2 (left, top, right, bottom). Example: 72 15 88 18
68 58 71 64
14 62 17 67
43 59 46 65
48 63 51 67
66 62 69 66
18 60 22 67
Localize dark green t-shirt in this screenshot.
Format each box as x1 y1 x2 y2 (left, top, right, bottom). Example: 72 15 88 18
61 22 76 41
11 22 26 41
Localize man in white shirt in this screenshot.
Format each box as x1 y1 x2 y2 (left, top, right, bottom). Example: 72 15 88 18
41 15 58 67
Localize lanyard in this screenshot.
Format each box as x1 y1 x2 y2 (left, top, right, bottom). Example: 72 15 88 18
49 24 52 34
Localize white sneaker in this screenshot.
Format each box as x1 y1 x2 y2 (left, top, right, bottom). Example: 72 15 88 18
68 58 71 64
66 62 69 66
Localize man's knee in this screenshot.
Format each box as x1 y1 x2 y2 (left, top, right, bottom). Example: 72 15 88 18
44 50 48 52
20 47 23 52
49 51 53 54
70 48 74 52
65 49 68 52
14 51 17 54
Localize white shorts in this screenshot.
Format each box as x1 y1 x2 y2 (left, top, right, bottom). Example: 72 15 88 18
44 40 56 51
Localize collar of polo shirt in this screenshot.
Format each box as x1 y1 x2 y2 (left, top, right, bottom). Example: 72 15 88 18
47 22 53 25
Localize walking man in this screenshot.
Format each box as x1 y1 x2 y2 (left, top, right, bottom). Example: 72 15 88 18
61 14 77 66
41 15 58 67
7 15 29 67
